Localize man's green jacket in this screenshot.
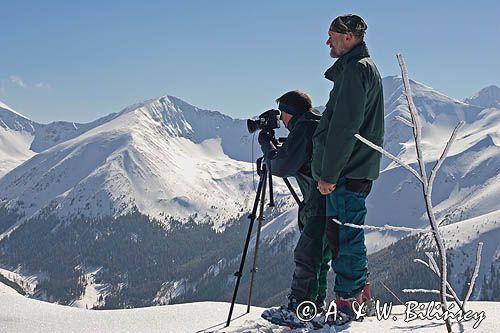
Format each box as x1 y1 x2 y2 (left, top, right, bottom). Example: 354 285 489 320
312 42 384 185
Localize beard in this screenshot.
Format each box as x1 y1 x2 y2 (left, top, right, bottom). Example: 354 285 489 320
329 40 347 58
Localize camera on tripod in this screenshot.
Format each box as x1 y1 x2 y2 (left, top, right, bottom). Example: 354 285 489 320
246 109 281 134
227 109 300 327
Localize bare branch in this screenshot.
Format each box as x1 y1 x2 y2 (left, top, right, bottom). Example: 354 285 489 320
331 218 431 233
425 252 440 274
399 53 452 332
396 54 428 187
395 115 414 128
428 121 465 193
402 289 454 299
380 280 405 305
354 134 423 183
463 242 483 309
414 257 465 313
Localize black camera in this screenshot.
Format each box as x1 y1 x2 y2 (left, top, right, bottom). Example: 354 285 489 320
247 109 280 134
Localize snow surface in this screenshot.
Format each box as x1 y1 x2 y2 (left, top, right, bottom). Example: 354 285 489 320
0 281 498 332
0 127 36 178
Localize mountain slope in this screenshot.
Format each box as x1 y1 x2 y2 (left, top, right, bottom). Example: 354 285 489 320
0 96 271 234
464 85 500 109
0 102 37 177
0 101 122 177
364 77 500 251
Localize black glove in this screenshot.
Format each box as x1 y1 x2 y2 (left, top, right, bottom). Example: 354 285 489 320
258 131 273 146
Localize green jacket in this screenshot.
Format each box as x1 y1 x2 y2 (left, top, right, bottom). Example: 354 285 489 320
312 42 384 184
262 109 324 220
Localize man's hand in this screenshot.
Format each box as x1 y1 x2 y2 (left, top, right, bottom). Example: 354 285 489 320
317 180 336 195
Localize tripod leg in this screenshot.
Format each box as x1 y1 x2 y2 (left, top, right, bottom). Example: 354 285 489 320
226 168 266 327
282 177 302 206
267 164 275 207
247 167 268 313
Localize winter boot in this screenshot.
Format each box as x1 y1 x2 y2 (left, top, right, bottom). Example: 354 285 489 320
361 282 376 317
261 296 314 329
315 297 327 315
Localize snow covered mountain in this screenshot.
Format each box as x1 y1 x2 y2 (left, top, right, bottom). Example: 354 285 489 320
0 96 280 236
0 101 121 177
464 85 500 109
0 78 498 309
364 77 500 251
0 102 37 177
0 95 293 308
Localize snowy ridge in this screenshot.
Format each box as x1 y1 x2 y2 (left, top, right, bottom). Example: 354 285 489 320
0 101 120 177
0 95 279 234
363 77 500 252
0 104 37 177
464 85 500 109
0 100 29 119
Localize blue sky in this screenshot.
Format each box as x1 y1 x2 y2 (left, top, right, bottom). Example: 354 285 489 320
1 0 499 123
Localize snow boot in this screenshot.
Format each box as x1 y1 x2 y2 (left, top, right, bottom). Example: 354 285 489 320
361 282 376 317
261 296 314 329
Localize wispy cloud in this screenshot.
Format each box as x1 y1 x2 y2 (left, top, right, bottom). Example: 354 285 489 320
35 82 51 89
6 75 50 90
10 76 27 88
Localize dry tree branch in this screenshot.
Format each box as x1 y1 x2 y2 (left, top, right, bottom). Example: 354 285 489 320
395 115 414 128
428 121 465 195
414 257 465 313
463 242 483 309
331 218 431 233
354 134 423 182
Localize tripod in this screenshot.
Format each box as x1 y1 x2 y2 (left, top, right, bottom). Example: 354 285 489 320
226 156 301 327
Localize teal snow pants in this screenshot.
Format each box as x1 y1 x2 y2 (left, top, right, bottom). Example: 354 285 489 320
325 178 372 299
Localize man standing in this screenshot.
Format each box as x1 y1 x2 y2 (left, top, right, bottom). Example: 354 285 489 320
258 90 331 329
312 14 384 325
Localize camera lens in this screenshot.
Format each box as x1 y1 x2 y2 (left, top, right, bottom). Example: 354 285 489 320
247 119 259 133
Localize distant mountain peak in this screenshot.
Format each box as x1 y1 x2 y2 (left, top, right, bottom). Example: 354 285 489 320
0 101 30 120
464 85 500 109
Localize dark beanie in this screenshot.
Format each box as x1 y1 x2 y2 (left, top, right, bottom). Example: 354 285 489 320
330 14 367 36
278 102 306 117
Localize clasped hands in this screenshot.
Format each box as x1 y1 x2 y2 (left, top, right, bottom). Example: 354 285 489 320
317 179 336 195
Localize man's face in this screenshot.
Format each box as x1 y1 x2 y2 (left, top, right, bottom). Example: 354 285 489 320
280 111 293 129
326 30 348 58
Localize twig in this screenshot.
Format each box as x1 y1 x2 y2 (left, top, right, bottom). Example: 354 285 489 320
331 218 431 233
414 256 465 313
355 134 423 183
395 115 414 128
380 280 405 305
428 121 465 195
402 288 454 299
463 242 483 309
